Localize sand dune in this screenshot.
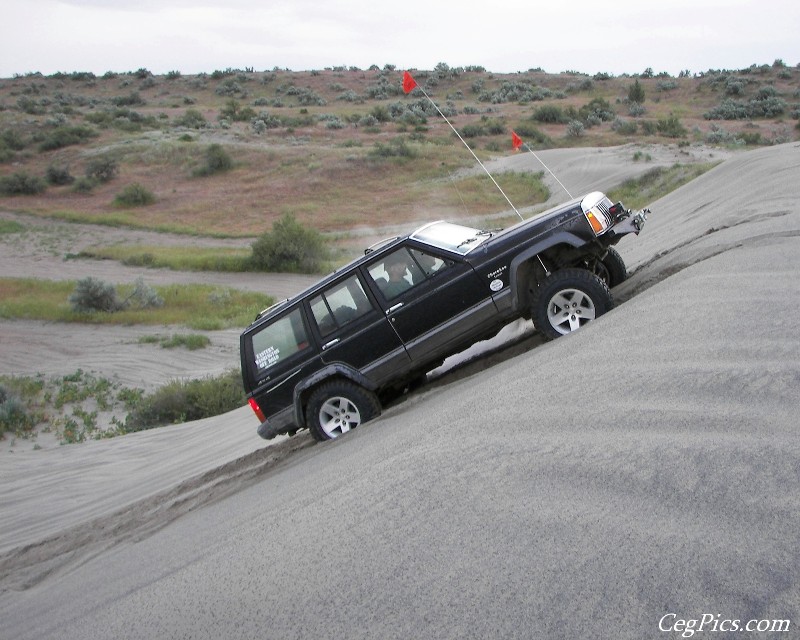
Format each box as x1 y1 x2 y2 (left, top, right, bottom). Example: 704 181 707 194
1 142 798 639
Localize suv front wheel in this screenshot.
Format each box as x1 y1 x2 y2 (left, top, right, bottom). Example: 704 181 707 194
307 380 381 441
533 268 613 339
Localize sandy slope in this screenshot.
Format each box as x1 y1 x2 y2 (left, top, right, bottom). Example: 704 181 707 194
0 142 798 639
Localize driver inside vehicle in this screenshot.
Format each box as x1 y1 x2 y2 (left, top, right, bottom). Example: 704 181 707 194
381 252 412 298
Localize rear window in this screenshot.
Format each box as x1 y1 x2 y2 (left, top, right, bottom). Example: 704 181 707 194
251 307 310 373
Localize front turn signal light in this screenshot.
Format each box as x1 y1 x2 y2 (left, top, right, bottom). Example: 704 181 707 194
585 210 605 234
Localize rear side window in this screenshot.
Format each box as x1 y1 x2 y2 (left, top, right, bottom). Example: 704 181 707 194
310 274 373 337
251 308 309 373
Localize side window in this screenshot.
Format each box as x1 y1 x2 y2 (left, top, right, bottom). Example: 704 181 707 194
368 248 414 300
252 308 309 373
310 274 373 337
408 248 447 282
368 247 448 299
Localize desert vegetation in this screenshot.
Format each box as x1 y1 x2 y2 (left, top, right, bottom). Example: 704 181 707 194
0 61 797 236
0 277 272 329
0 368 244 444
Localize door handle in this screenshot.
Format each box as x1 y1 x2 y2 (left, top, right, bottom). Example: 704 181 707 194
386 302 404 314
322 338 340 350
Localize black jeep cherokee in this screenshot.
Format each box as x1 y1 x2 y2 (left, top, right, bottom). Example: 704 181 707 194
240 191 648 441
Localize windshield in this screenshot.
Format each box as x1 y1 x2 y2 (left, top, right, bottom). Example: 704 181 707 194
409 221 490 255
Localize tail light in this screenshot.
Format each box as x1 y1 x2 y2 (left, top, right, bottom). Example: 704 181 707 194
248 397 267 423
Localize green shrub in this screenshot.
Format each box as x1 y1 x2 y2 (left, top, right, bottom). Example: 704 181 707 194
704 94 788 120
193 143 233 177
1 129 25 152
85 156 119 182
0 172 47 196
111 91 145 107
641 120 658 135
72 176 97 193
368 137 417 159
0 385 33 436
611 118 638 135
460 123 486 138
250 213 327 273
138 333 209 350
579 97 615 122
219 99 256 122
46 163 75 185
628 79 646 104
124 277 164 309
2 171 47 196
175 108 208 128
532 104 567 124
656 115 687 138
84 107 159 131
114 183 155 207
740 132 765 146
162 334 210 350
69 277 125 313
16 96 45 115
123 369 245 431
280 85 326 106
483 118 506 135
369 105 391 122
566 120 585 137
628 103 646 117
38 125 97 151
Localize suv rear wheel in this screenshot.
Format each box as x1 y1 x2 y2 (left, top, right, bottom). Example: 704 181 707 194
533 268 613 339
307 380 381 441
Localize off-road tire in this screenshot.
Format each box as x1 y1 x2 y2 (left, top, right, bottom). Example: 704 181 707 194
307 380 381 441
561 247 627 287
595 247 627 287
533 268 613 340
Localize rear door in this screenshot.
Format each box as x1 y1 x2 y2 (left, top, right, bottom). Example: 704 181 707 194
307 272 410 385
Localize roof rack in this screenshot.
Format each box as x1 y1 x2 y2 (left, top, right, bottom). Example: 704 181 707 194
254 298 290 321
364 236 400 255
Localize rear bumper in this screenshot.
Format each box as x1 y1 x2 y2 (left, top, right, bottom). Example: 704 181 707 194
256 406 295 440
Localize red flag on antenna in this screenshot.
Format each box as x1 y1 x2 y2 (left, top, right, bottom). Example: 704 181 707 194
403 71 417 94
511 130 523 150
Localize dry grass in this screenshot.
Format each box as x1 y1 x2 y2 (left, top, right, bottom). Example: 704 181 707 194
1 64 797 236
0 277 272 329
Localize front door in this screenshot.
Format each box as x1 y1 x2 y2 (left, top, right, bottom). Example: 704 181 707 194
364 245 498 363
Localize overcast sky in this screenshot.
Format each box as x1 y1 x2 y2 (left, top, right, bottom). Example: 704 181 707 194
2 0 798 78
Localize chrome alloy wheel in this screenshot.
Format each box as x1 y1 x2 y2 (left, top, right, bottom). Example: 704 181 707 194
546 288 597 335
318 396 362 438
